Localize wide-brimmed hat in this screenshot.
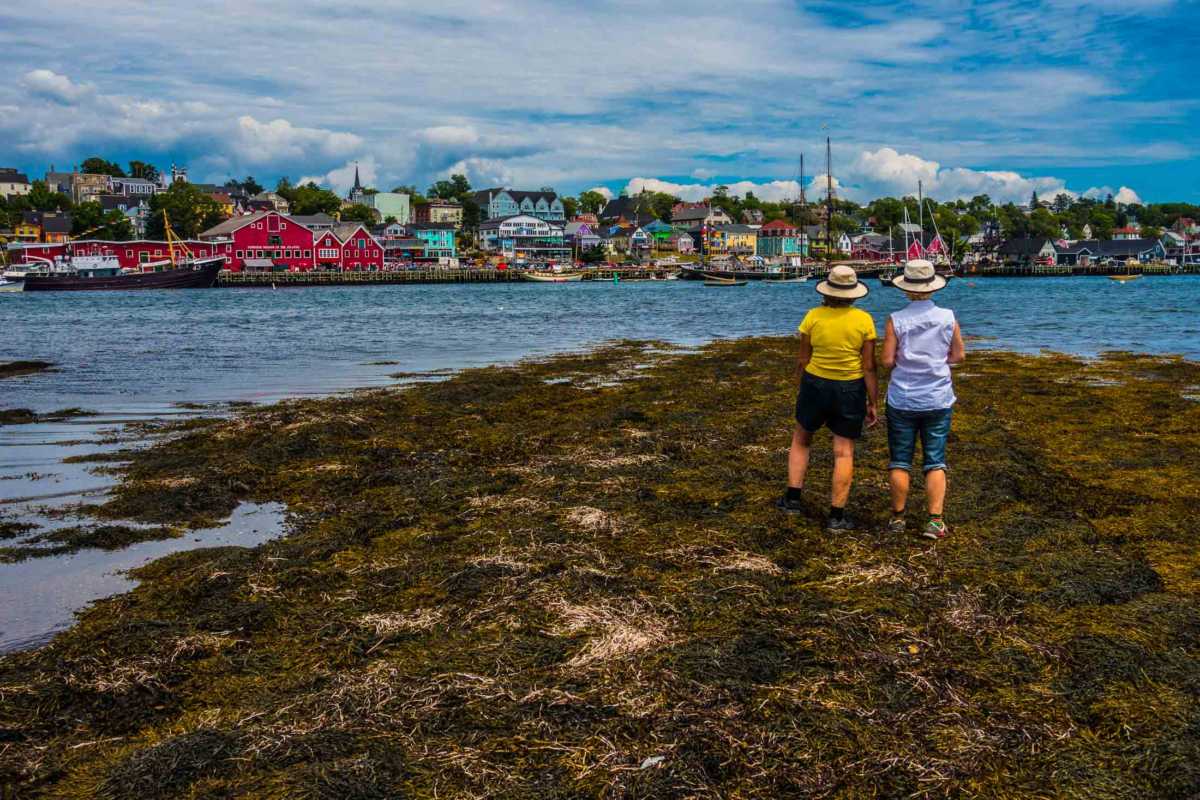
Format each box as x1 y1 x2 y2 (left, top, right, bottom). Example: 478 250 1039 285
815 264 868 299
891 259 947 293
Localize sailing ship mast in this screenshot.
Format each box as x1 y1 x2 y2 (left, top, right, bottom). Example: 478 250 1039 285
824 137 833 272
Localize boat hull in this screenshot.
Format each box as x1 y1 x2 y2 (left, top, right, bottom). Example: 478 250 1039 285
519 272 583 282
21 259 224 292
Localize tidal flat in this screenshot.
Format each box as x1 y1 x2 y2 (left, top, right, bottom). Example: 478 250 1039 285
1 337 1198 798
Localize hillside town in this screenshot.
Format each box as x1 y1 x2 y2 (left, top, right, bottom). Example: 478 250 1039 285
2 159 1199 274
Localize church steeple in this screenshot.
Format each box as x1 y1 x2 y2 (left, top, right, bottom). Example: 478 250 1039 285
352 161 361 192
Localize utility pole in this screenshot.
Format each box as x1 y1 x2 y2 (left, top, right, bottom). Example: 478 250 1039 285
825 137 833 271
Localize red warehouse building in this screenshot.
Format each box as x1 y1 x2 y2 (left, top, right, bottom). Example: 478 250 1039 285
312 224 385 271
13 239 226 268
199 211 315 272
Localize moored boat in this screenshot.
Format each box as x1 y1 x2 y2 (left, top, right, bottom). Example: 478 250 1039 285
22 257 224 292
519 270 583 282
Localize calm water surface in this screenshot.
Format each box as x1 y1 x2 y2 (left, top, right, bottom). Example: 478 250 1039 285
1 277 1197 651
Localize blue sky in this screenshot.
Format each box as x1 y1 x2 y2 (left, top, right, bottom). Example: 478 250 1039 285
0 0 1195 205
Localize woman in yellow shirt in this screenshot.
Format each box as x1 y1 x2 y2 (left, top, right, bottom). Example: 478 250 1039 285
777 265 878 531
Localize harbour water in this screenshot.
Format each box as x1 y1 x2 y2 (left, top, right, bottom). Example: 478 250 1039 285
1 277 1198 650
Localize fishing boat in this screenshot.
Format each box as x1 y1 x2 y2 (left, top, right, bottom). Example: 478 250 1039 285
519 270 583 282
20 213 225 292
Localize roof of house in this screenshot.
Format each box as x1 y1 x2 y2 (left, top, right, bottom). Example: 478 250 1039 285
1060 238 1161 256
713 224 757 234
999 237 1055 256
564 221 596 236
472 188 560 207
199 210 272 238
113 176 156 186
672 206 727 222
0 169 30 184
333 223 375 243
409 223 456 232
600 195 656 221
41 215 72 234
479 213 559 229
291 213 336 228
760 219 798 233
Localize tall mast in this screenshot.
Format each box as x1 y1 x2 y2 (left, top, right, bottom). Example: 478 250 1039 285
825 136 833 270
918 179 924 252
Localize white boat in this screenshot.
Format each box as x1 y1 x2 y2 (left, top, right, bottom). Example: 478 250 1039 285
0 277 22 292
520 271 583 282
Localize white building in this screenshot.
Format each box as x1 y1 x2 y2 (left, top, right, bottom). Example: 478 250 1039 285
0 168 30 198
478 214 570 260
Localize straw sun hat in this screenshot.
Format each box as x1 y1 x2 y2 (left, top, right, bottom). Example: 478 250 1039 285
815 264 869 299
891 259 948 293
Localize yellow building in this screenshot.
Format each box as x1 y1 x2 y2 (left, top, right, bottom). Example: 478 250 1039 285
13 216 41 243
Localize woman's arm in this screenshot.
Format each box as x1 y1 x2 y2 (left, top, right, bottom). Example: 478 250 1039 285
795 333 813 381
948 322 966 365
881 317 897 370
861 339 879 427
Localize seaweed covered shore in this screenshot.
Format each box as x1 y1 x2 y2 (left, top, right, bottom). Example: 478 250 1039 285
2 337 1199 798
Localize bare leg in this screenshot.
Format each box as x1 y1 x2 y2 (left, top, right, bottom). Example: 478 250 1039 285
925 469 946 516
830 435 855 507
788 425 813 488
889 468 910 514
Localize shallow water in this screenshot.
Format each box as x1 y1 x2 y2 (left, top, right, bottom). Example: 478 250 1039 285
0 502 287 652
1 276 1197 651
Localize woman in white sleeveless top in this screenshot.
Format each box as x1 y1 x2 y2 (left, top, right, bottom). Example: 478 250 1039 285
880 260 965 540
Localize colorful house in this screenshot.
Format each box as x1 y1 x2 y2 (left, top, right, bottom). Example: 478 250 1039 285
564 221 601 251
756 219 805 258
472 189 565 222
409 223 457 260
696 224 756 255
478 214 570 260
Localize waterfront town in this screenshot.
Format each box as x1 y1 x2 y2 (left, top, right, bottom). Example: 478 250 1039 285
2 158 1199 279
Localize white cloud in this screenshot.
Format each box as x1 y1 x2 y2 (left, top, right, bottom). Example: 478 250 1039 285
21 69 93 103
299 156 376 196
625 177 804 203
1082 185 1143 204
587 186 613 201
846 147 1074 204
232 116 361 164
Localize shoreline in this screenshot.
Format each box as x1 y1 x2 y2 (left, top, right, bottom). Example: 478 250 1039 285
2 336 1199 796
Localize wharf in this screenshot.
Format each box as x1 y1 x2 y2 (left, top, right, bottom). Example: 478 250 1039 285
216 267 681 288
971 262 1200 277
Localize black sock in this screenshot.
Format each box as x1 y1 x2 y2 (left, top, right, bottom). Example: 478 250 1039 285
786 486 803 501
830 506 845 521
892 506 906 517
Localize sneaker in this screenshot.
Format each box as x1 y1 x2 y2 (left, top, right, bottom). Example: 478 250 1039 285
921 518 948 540
887 516 907 535
775 494 805 514
827 515 855 532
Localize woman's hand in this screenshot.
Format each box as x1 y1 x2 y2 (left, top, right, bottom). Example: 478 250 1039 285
865 401 879 428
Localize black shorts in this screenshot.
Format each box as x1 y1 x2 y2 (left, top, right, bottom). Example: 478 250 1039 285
795 372 868 440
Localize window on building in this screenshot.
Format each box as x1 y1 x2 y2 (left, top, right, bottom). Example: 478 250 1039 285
236 250 243 258
304 250 312 258
268 215 279 233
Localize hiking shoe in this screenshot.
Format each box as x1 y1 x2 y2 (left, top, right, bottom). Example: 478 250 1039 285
921 518 948 540
887 516 907 535
775 494 805 514
827 515 855 532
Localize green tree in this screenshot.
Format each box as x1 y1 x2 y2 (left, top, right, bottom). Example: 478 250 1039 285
1029 190 1040 209
1089 208 1116 240
998 203 1030 238
225 176 263 196
461 198 481 232
561 196 579 219
578 190 608 215
287 183 342 216
1028 207 1060 239
647 192 678 222
25 180 73 213
146 182 224 238
1141 225 1162 241
72 201 133 240
427 174 471 200
127 161 160 183
80 157 125 177
340 204 377 224
1051 193 1073 214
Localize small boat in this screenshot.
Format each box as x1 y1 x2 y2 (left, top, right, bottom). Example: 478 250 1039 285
0 277 22 292
1108 259 1143 283
879 273 896 286
765 276 808 284
519 270 583 283
704 274 747 287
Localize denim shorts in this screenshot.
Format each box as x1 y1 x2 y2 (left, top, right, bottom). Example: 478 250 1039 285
887 406 953 472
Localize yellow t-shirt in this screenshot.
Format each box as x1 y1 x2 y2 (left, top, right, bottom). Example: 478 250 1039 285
797 306 878 380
